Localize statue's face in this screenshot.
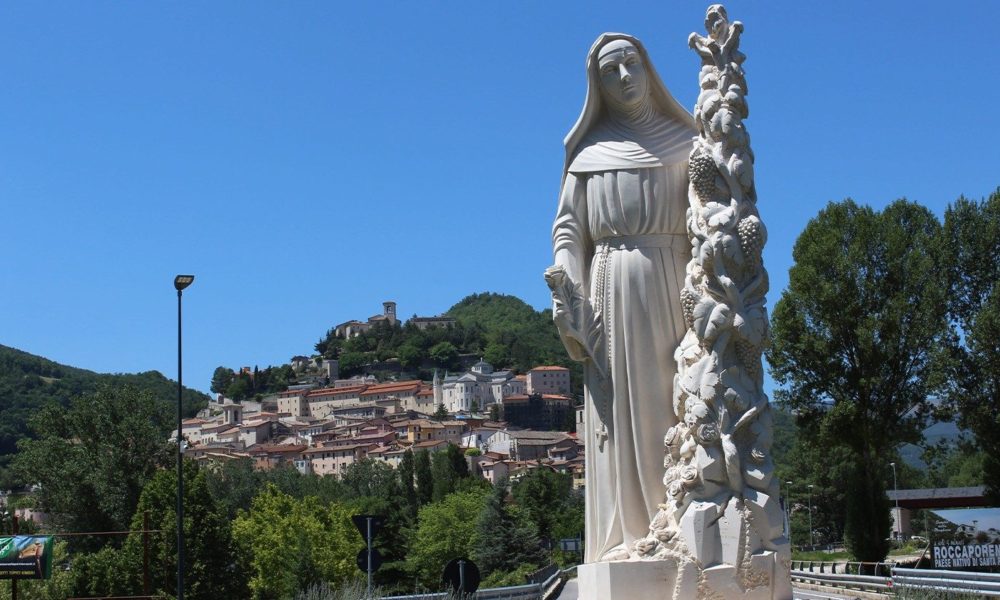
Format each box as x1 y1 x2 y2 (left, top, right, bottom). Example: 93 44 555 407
597 40 648 111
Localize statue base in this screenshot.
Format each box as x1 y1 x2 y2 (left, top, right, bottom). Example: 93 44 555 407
577 559 689 600
576 553 792 599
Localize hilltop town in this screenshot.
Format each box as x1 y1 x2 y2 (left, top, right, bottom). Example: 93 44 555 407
180 300 585 490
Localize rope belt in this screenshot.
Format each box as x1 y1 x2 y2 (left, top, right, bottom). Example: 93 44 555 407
595 233 687 251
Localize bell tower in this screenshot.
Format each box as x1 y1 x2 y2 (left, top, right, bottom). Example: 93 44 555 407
383 301 397 325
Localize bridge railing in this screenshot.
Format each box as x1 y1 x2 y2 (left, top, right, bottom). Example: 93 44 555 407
381 563 566 600
893 567 1000 597
792 562 1000 597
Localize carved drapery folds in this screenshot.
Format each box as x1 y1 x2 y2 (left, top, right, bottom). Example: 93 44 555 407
637 5 791 598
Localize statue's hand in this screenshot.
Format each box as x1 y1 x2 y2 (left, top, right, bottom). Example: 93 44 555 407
545 265 593 363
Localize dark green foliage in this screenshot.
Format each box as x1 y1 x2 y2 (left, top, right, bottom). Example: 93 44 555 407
942 189 1000 502
0 344 209 488
214 363 298 401
473 479 547 578
210 365 235 394
339 459 411 591
398 449 418 521
768 199 953 560
13 385 172 549
447 293 581 390
415 450 433 506
430 445 470 502
428 341 459 370
204 458 265 520
511 468 579 544
118 461 248 599
311 293 581 393
433 403 449 421
844 462 892 561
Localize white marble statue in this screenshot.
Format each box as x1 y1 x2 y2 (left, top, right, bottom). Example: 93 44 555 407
547 32 696 563
548 7 791 599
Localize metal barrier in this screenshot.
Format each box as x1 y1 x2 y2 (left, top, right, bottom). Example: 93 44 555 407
381 563 566 600
893 567 1000 597
382 582 541 600
792 562 1000 597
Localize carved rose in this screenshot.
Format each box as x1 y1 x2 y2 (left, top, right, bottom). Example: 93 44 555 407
680 466 699 486
667 481 684 500
696 423 720 444
664 425 680 446
750 446 766 463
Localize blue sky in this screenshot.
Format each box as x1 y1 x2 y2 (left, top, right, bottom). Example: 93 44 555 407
2 1 998 394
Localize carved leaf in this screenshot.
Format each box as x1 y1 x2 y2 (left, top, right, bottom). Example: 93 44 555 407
681 354 718 401
720 233 743 264
693 297 732 342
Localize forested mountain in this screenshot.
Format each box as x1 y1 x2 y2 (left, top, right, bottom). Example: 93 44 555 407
314 293 583 392
0 344 210 488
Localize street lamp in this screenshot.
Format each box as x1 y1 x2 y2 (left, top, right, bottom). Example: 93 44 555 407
890 462 900 541
808 484 814 548
174 274 194 600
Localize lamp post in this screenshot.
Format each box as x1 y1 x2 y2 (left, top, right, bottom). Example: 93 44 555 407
174 274 194 600
808 484 814 548
890 461 900 541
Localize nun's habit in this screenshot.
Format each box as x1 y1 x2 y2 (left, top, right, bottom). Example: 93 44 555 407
552 33 696 562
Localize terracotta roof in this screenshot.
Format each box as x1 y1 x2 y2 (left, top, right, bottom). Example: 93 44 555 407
541 394 572 402
361 380 422 396
250 444 307 455
309 385 367 397
412 439 449 449
529 366 569 372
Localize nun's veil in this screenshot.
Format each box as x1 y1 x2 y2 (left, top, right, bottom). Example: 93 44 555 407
563 33 696 178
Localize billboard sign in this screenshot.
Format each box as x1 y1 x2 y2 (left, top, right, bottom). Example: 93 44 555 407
0 536 53 579
929 508 1000 571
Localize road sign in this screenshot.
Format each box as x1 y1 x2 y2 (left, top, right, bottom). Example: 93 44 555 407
351 515 384 539
442 557 481 594
356 548 383 573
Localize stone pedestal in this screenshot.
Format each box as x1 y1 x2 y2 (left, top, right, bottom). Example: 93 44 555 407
577 559 694 600
577 552 791 600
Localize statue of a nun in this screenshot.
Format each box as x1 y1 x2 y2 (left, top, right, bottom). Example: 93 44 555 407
547 33 696 563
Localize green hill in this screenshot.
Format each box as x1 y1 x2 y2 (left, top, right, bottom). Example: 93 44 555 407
0 344 210 488
314 292 582 393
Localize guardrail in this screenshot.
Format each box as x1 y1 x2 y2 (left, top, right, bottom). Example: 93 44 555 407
893 567 1000 597
792 561 1000 597
381 563 567 600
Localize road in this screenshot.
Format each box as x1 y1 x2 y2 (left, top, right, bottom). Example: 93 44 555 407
555 581 861 599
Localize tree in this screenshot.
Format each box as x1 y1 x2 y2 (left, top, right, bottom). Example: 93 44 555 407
430 445 469 502
767 199 952 561
232 485 357 599
433 403 449 421
398 450 418 522
473 478 547 579
125 461 247 599
13 385 171 549
942 189 1000 501
414 450 433 506
204 458 264 520
428 341 459 370
406 488 487 587
210 366 235 395
511 468 574 544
